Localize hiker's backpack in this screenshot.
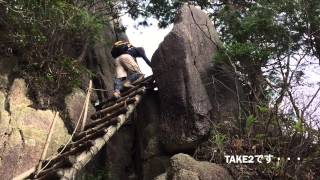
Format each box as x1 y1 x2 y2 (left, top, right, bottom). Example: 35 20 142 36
111 41 133 58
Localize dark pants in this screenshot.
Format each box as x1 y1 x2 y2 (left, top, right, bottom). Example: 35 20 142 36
114 73 143 92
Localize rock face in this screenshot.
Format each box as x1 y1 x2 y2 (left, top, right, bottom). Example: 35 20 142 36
0 21 124 178
103 90 170 180
151 4 223 152
87 22 128 102
154 153 233 180
0 14 126 179
0 79 70 179
104 126 136 179
64 88 95 131
0 4 242 180
135 91 170 180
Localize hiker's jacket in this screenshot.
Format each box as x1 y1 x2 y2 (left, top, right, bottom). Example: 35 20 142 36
126 47 151 67
111 41 151 68
115 54 142 79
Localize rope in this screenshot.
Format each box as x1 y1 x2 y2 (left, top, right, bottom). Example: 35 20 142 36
36 83 92 175
33 77 151 177
35 111 59 175
124 99 128 108
91 88 113 92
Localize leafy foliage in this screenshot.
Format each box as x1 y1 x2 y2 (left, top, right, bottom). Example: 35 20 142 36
245 114 256 131
134 0 320 179
1 0 319 179
210 130 226 152
0 0 106 108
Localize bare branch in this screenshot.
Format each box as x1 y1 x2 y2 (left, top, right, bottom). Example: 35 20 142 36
301 86 320 118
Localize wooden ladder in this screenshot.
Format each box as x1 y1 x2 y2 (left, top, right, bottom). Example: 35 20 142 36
14 76 154 180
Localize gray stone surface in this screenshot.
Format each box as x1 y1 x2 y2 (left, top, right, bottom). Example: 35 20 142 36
143 156 170 180
155 153 233 180
154 173 167 180
0 14 125 180
151 4 222 152
0 79 70 179
64 88 95 131
0 57 17 90
135 91 170 180
87 21 128 101
172 169 199 180
104 126 137 180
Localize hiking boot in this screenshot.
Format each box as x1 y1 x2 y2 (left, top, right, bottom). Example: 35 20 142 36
123 80 135 88
113 91 121 99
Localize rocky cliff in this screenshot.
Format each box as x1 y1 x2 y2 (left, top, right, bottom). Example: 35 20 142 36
0 64 70 179
0 4 237 180
151 4 239 153
80 4 236 180
132 4 237 180
0 20 126 179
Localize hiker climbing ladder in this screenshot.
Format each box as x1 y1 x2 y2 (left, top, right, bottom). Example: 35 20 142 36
14 76 155 180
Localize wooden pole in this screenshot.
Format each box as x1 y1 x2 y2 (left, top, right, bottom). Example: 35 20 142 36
12 81 148 180
81 80 92 131
97 75 153 107
35 112 59 177
57 95 143 179
12 167 35 180
91 98 136 119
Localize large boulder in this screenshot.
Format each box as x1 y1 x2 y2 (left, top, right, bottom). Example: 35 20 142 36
103 90 168 180
104 126 137 180
135 91 170 180
64 88 95 131
151 4 222 152
154 153 233 180
0 79 70 179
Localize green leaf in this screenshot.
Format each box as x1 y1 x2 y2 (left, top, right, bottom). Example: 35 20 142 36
294 119 304 133
257 105 269 113
246 115 256 129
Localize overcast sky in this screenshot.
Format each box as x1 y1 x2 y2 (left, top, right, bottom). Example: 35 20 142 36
121 15 173 76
